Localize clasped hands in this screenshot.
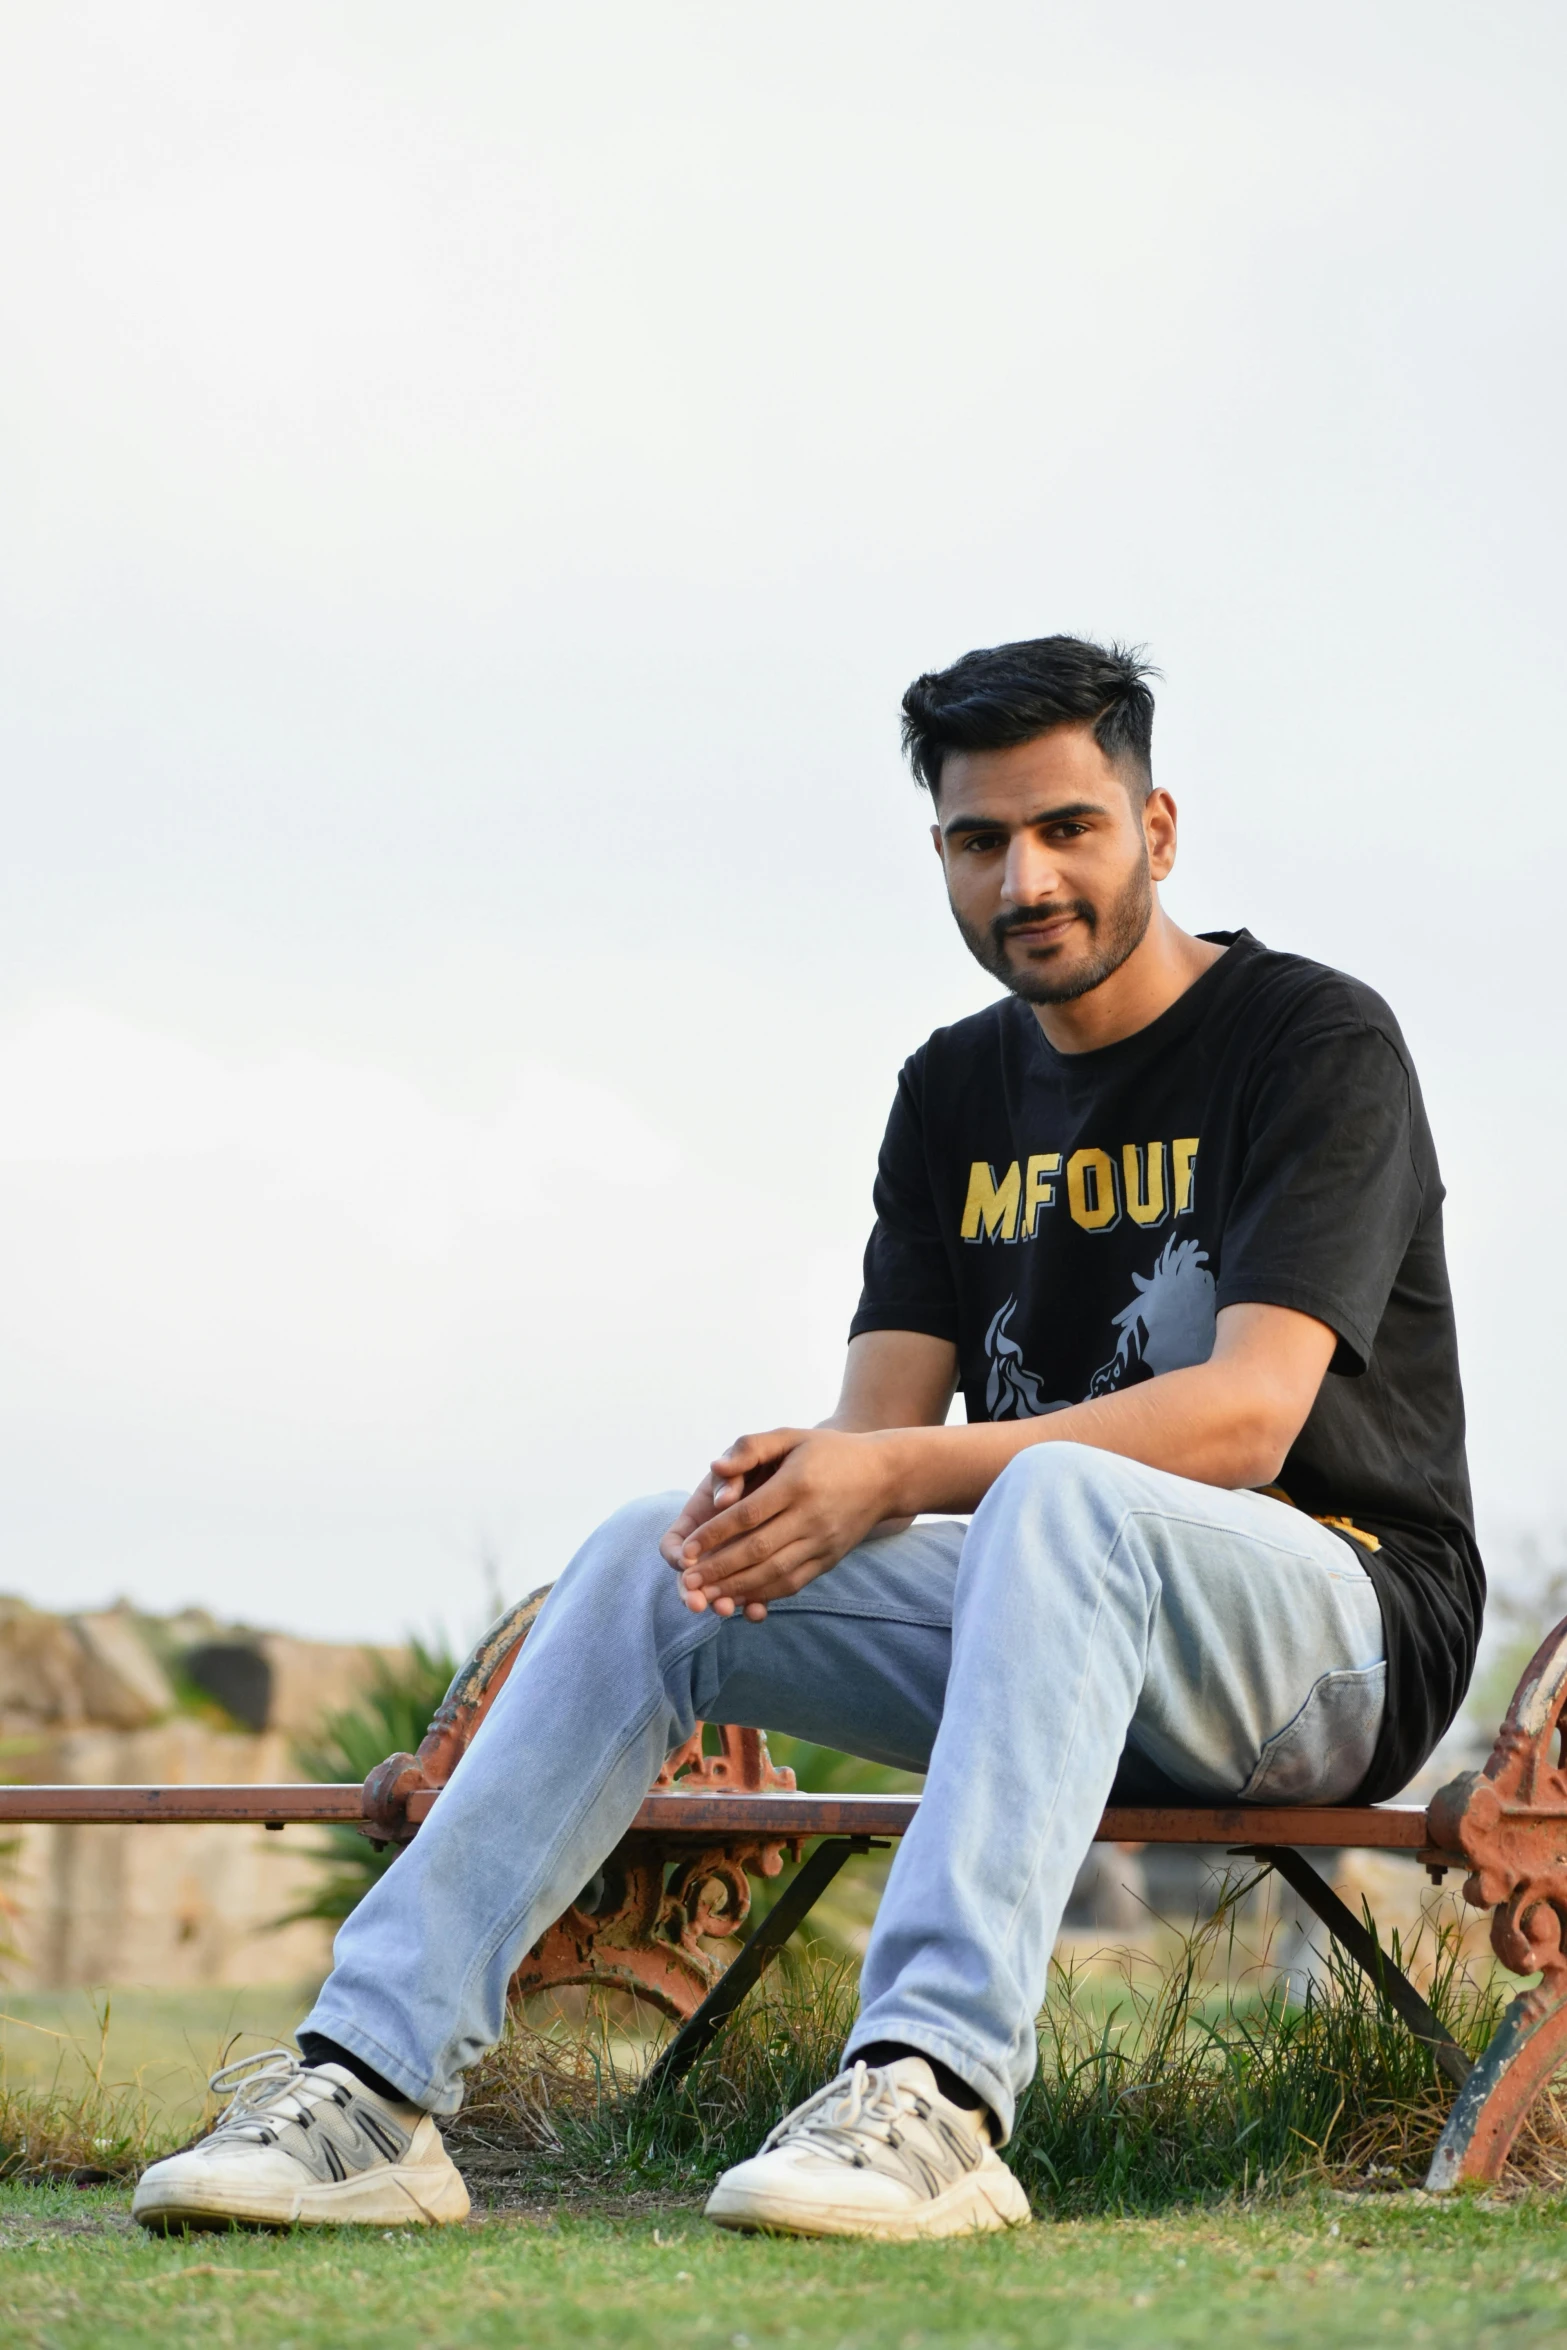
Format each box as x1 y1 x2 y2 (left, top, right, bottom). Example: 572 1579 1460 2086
658 1426 911 1619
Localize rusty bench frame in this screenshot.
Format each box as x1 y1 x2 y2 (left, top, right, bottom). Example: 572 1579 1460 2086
7 1590 1567 2193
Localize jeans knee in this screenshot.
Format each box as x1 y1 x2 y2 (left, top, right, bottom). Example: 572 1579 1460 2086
968 1444 1154 1599
598 1488 688 1553
549 1490 689 1619
989 1440 1133 1511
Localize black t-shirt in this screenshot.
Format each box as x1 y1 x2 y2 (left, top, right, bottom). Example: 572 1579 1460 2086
850 930 1482 1802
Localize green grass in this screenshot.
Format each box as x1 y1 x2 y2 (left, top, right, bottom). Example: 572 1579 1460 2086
450 1887 1541 2212
1 1886 1562 2343
0 1884 1545 2206
0 1987 326 2185
0 1987 324 2126
1 2182 1564 2349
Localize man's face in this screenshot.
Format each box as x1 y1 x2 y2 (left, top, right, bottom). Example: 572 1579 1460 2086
931 726 1172 1005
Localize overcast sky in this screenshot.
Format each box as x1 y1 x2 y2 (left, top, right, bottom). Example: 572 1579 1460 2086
2 2 1564 1645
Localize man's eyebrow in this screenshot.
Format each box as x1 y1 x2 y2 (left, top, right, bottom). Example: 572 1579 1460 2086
941 800 1108 840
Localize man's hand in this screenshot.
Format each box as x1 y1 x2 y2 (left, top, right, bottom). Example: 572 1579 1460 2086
654 1300 1338 1625
659 1427 902 1617
658 1467 764 1617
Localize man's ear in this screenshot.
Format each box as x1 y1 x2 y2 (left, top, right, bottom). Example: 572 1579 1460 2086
1144 787 1178 883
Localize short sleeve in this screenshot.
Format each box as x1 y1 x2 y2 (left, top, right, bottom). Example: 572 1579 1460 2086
1215 1024 1428 1375
848 1056 960 1344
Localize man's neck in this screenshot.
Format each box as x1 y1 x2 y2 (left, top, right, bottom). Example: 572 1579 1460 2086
1030 911 1226 1055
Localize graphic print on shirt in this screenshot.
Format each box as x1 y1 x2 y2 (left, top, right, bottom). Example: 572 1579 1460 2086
983 1297 1050 1417
959 1137 1200 1243
1085 1234 1216 1395
851 935 1482 1801
982 1236 1218 1419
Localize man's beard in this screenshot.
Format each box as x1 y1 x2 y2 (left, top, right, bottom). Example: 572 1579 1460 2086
954 853 1154 1005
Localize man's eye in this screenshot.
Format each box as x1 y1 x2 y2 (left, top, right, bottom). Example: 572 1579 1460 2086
963 835 1006 853
1045 823 1089 841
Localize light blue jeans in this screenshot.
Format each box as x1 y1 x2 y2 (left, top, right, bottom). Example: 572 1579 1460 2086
301 1443 1385 2139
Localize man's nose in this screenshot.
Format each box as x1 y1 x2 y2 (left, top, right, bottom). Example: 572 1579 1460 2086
1000 833 1062 906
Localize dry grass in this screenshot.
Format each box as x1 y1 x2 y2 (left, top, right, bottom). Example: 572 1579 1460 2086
3 1878 1563 2211
449 1877 1567 2211
0 2002 173 2184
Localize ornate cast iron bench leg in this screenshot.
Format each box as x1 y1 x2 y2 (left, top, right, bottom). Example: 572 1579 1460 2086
1425 1614 1567 2188
642 1835 873 2094
360 1588 806 2025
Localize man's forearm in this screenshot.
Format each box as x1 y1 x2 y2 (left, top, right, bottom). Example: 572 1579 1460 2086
669 1305 1334 1613
874 1358 1293 1517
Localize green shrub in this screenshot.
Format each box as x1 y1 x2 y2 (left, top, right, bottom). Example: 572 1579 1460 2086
284 1639 456 1927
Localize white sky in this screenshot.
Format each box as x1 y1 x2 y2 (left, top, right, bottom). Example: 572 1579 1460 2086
2 2 1564 1644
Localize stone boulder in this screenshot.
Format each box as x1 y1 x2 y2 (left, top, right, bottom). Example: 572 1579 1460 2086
70 1609 175 1730
4 1718 337 1989
0 1597 88 1732
260 1634 407 1738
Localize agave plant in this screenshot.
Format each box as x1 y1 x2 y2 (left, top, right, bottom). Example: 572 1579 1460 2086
282 1640 456 1926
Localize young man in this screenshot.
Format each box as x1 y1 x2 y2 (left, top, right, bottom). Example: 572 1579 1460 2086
134 636 1481 2240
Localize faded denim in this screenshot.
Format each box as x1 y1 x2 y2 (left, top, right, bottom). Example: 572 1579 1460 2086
301 1442 1384 2138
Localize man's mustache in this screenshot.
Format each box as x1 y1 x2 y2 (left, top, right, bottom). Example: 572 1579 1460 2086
991 900 1097 946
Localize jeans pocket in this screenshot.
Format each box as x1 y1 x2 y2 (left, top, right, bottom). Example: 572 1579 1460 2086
1239 1660 1388 1804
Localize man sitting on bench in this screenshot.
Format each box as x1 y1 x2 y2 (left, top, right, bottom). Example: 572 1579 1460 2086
134 634 1482 2240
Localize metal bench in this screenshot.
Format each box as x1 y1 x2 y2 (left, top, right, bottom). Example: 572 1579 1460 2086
6 1589 1566 2193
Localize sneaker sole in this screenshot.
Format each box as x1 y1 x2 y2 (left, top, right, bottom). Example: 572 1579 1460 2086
133 2158 471 2232
705 2162 1031 2242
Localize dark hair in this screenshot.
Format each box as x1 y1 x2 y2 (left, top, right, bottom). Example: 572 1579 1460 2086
900 634 1158 797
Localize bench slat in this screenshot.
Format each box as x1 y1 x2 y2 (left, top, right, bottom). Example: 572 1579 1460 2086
0 1782 1439 1854
0 1784 368 1825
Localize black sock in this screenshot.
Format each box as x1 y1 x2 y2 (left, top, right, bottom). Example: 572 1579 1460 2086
850 2039 994 2132
297 2032 417 2109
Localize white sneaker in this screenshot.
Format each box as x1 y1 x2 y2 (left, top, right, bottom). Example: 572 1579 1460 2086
132 2049 471 2231
705 2055 1032 2241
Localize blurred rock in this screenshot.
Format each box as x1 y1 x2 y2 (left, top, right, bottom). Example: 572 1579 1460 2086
0 1597 87 1731
4 1719 335 1989
180 1632 405 1736
0 1594 413 1987
260 1634 407 1738
1062 1842 1146 1932
70 1609 174 1730
184 1642 272 1732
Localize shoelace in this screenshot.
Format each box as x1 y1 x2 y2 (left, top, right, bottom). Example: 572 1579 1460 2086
202 2048 348 2144
760 2061 956 2173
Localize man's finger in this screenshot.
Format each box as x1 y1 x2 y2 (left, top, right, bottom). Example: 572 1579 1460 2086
689 1536 828 1605
710 1428 807 1479
679 1474 796 1563
660 1473 731 1565
685 1516 819 1587
683 1586 768 1619
688 1509 820 1583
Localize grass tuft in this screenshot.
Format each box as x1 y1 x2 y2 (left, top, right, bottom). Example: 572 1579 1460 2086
450 1873 1560 2212
0 2002 170 2184
3 1874 1562 2212
451 1955 869 2193
1013 1877 1520 2209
